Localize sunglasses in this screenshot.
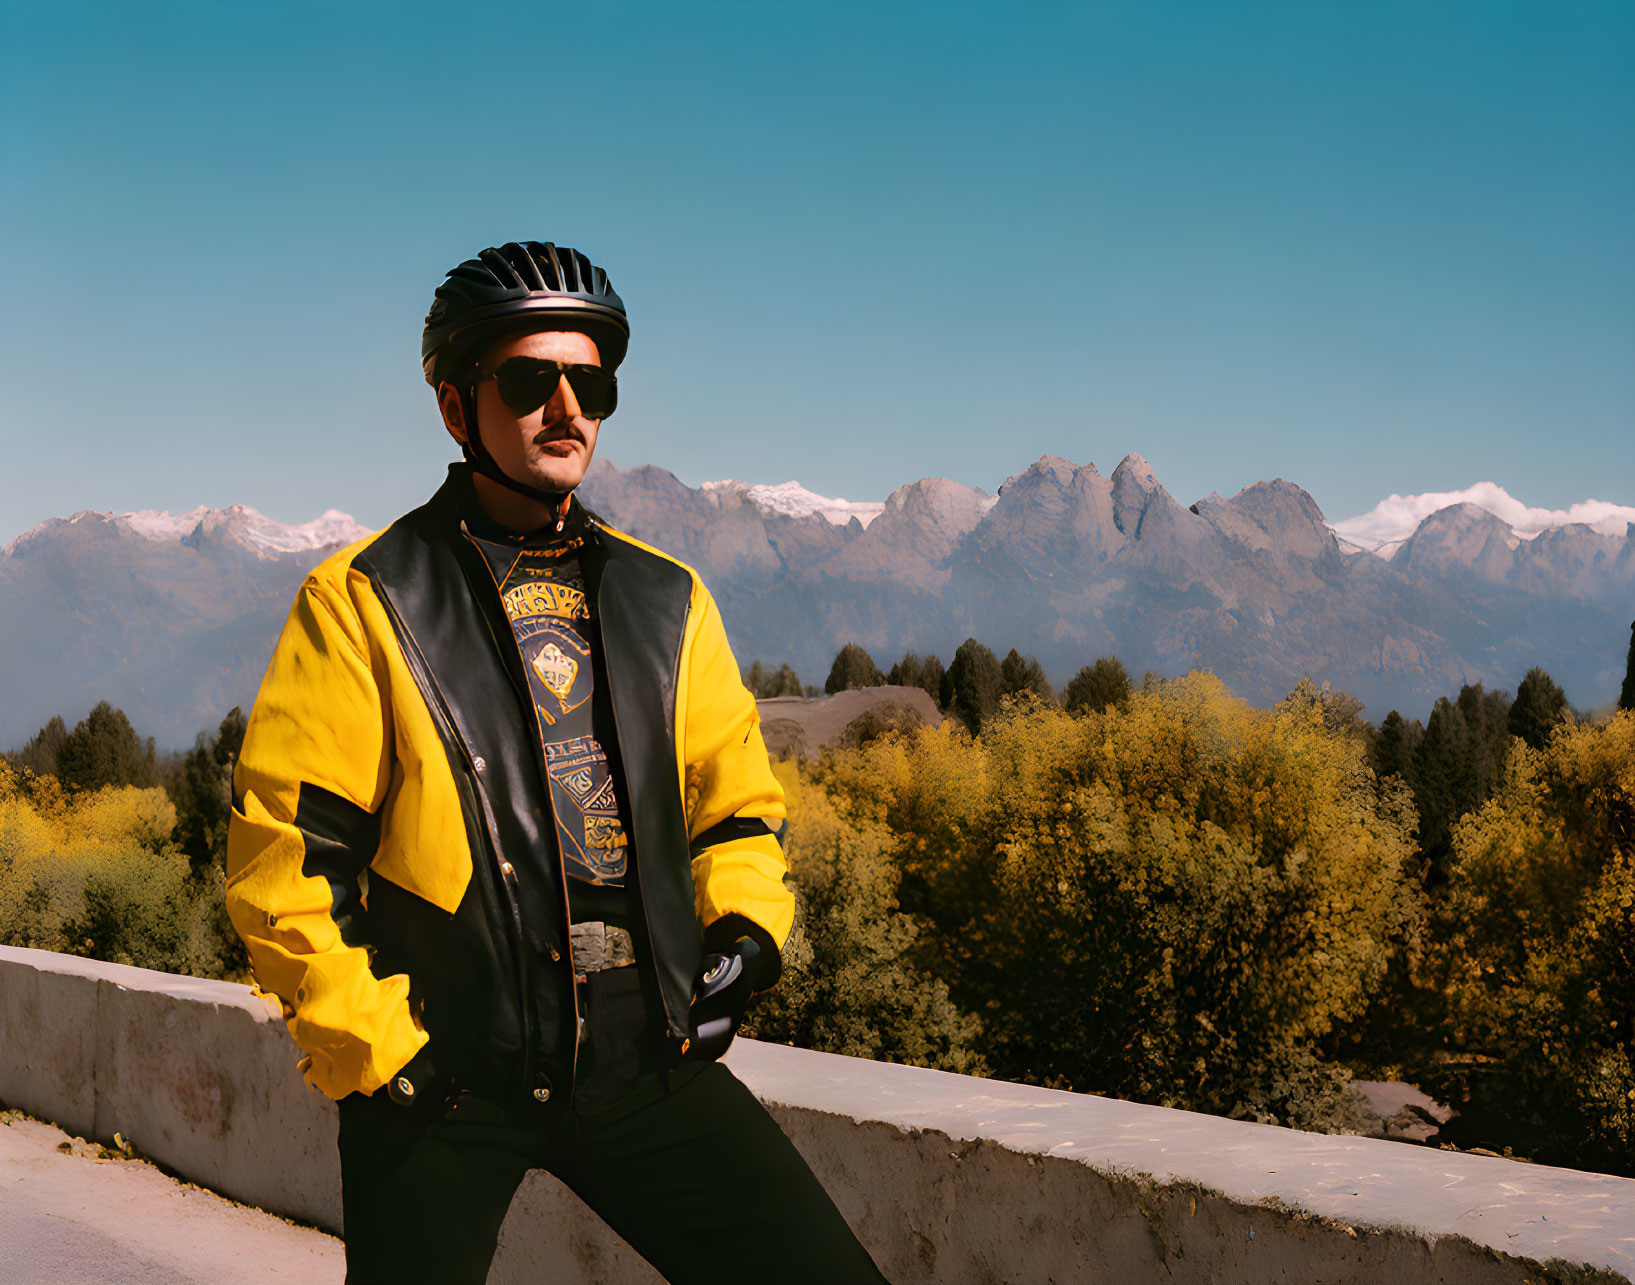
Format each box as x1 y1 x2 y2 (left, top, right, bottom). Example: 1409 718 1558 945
474 357 618 420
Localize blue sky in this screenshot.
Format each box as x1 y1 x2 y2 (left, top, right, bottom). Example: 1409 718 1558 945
3 0 1631 536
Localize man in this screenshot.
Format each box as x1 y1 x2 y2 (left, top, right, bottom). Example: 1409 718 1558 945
225 241 888 1283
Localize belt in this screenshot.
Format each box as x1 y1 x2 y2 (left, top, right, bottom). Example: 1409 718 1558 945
569 920 635 981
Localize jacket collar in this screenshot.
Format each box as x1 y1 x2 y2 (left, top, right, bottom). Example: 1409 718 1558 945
434 462 594 550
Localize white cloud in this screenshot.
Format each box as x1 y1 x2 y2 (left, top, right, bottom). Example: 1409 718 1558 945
1331 482 1635 555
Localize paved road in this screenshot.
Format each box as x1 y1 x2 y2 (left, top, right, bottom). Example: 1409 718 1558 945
0 1113 344 1283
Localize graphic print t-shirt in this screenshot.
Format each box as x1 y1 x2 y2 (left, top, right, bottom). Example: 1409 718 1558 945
468 529 631 928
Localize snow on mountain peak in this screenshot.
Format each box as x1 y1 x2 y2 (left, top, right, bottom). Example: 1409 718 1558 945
118 504 372 555
1331 483 1635 558
700 479 885 528
121 506 214 541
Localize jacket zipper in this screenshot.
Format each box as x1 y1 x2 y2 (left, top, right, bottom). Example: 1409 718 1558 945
374 587 537 1095
457 525 585 1090
596 537 692 1042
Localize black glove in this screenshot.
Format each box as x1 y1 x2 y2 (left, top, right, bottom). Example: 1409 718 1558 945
682 916 780 1064
386 1044 439 1107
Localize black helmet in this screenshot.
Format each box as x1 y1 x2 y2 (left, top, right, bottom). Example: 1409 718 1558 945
422 241 628 386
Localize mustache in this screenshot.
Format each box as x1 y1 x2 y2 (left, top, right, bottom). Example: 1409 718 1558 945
532 421 585 447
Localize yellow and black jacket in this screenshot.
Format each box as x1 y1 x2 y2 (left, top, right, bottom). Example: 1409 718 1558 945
225 466 792 1102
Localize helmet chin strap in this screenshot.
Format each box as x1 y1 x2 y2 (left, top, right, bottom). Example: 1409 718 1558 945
458 386 573 528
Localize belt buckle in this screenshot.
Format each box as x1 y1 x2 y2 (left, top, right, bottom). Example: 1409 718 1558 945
569 921 635 980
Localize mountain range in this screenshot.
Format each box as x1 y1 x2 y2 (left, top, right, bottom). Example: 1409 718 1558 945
2 458 1629 748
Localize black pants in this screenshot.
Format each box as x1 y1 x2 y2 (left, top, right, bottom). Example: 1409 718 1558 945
337 1060 889 1284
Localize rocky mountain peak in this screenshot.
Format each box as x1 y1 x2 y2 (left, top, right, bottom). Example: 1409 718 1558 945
1111 452 1156 486
1110 452 1179 538
1208 479 1337 562
1392 502 1518 580
878 476 994 536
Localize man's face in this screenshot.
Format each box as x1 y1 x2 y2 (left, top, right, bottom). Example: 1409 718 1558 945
441 329 603 493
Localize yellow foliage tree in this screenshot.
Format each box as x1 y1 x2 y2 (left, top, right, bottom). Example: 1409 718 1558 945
745 760 987 1073
813 673 1420 1130
1432 710 1635 1173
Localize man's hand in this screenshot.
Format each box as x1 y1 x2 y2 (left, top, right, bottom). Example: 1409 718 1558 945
682 915 779 1063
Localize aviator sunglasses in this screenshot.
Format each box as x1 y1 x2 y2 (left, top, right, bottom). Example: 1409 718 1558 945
473 356 618 420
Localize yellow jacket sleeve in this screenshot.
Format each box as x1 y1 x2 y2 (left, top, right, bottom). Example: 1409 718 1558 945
225 556 428 1100
678 581 795 948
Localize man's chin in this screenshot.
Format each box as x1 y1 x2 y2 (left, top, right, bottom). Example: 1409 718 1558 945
519 463 586 494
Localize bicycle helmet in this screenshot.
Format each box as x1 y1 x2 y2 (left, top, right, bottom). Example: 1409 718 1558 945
422 242 628 512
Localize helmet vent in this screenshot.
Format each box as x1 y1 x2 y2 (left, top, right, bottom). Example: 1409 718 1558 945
503 243 546 292
541 242 566 293
478 247 526 291
561 248 586 294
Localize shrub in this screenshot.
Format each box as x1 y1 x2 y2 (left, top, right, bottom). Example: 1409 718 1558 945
745 760 986 1074
0 763 235 979
812 672 1419 1131
838 701 927 750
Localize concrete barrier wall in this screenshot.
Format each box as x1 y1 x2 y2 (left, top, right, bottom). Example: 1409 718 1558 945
2 944 1632 1283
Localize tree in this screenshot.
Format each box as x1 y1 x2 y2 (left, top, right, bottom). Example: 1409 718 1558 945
1429 711 1635 1174
743 661 804 699
1411 697 1471 874
815 672 1418 1130
940 639 1002 734
745 762 985 1074
1369 710 1422 781
166 707 250 978
55 702 155 792
886 652 945 708
1063 657 1131 715
824 644 885 695
1621 621 1635 712
1410 682 1513 879
9 715 68 777
1508 667 1571 750
999 649 1054 705
1456 681 1514 797
170 708 248 878
1281 678 1371 746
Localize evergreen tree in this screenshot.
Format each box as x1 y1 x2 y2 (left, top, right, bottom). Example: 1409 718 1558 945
170 708 248 878
999 649 1055 705
941 638 1003 734
1370 710 1423 780
743 661 808 698
824 643 885 695
886 652 946 708
1411 696 1470 874
10 715 68 777
1063 657 1131 715
1456 681 1514 802
1621 621 1635 712
765 664 803 698
1508 667 1571 750
55 702 155 792
1410 682 1512 878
